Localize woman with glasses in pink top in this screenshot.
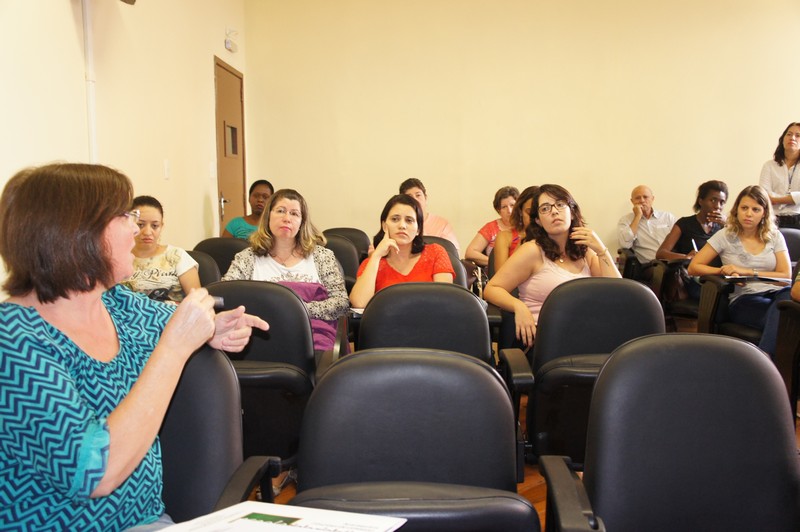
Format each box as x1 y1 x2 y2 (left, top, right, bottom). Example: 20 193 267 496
484 184 620 347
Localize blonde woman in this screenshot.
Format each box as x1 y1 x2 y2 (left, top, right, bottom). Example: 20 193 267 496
223 188 349 353
689 185 791 358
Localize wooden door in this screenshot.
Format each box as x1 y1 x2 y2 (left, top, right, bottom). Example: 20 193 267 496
214 58 246 234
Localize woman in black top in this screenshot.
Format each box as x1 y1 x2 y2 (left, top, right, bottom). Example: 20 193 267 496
656 180 728 298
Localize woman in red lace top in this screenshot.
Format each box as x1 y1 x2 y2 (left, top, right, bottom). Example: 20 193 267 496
350 194 454 308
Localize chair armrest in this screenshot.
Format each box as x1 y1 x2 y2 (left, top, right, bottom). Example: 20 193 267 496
776 300 800 420
539 455 606 532
696 275 733 333
497 347 534 415
213 455 282 510
313 315 351 383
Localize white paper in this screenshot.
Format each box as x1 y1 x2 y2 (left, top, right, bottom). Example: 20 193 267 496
165 501 406 532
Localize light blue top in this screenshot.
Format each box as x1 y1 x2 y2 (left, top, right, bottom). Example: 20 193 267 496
706 228 788 302
224 217 258 240
0 285 175 530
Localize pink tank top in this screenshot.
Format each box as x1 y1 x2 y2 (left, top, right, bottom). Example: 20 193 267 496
518 248 590 323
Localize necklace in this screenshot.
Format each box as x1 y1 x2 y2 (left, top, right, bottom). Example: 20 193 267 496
270 250 296 265
558 253 566 263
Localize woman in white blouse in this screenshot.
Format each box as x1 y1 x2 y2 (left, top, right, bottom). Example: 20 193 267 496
759 121 800 227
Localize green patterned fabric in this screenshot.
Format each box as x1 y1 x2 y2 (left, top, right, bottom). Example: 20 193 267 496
0 286 175 530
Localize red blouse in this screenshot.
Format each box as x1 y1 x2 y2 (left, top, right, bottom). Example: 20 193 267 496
357 243 455 292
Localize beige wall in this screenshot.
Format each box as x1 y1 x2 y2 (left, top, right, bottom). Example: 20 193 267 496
1 0 799 292
0 0 246 265
243 0 800 250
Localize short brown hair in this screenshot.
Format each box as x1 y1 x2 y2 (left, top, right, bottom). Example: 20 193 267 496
399 178 426 196
0 163 133 303
492 186 519 211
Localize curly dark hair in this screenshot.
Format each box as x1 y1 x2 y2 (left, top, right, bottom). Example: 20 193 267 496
525 184 587 263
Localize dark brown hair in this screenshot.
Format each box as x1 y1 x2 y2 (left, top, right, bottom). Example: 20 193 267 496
373 194 426 254
526 184 587 263
399 178 426 196
692 180 728 213
510 185 539 231
773 122 800 166
0 163 132 302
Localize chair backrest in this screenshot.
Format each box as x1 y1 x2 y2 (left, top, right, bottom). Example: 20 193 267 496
160 346 243 522
780 227 800 278
193 237 250 277
186 249 222 286
323 227 371 262
323 233 359 292
422 235 467 288
206 280 315 373
296 348 519 493
358 282 493 364
616 248 642 280
532 277 665 373
487 248 497 279
584 333 800 531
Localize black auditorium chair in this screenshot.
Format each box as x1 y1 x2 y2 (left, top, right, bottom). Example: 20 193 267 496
193 237 249 277
186 249 222 286
616 248 643 280
650 258 698 331
357 282 533 428
290 348 541 532
696 275 762 345
422 235 468 288
540 333 800 532
206 280 327 473
776 300 800 420
160 345 279 522
526 277 665 468
780 226 800 278
323 233 360 293
323 227 371 263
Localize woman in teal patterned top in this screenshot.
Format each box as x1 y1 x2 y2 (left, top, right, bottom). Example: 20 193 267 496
0 164 268 530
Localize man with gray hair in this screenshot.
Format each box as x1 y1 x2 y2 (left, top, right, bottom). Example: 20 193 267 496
618 185 676 277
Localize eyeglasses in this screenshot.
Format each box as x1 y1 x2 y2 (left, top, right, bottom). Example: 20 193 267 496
537 200 569 215
122 209 141 222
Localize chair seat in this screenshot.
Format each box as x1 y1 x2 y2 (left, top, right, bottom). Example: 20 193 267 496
717 322 762 345
292 481 538 532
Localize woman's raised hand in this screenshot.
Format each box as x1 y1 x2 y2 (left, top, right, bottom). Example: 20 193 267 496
160 288 217 360
570 227 606 254
374 234 400 258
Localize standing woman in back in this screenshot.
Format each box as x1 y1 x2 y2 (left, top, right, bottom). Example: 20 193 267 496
759 121 800 228
688 185 791 358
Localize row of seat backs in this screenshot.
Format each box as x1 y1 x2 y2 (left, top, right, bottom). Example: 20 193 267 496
541 333 800 532
290 347 541 532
